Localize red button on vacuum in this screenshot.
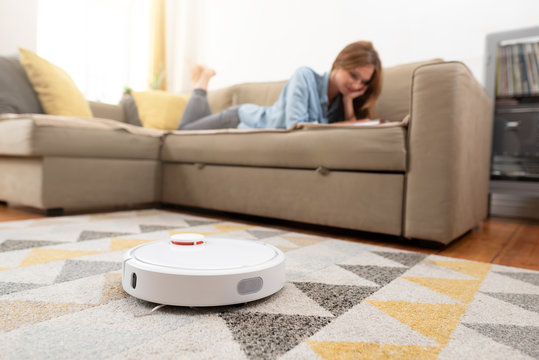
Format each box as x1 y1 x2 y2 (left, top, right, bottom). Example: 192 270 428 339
170 233 205 246
171 240 205 246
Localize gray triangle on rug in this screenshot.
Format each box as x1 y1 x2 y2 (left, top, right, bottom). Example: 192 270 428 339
0 282 43 296
0 239 64 252
293 282 380 316
54 260 122 283
184 219 220 227
372 251 427 267
494 271 539 286
219 311 332 359
482 292 539 313
246 229 286 239
138 224 184 233
463 323 539 359
77 231 133 242
338 264 409 287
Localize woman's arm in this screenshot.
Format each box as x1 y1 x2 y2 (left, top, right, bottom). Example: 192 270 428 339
283 67 317 128
342 91 364 121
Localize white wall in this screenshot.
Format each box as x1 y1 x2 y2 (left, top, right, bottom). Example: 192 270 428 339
0 0 39 55
36 0 151 103
3 0 538 98
178 0 539 91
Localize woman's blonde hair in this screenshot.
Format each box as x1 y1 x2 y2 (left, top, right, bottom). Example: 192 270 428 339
331 41 382 119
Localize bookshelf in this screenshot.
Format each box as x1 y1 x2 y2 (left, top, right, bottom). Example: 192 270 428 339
485 26 539 219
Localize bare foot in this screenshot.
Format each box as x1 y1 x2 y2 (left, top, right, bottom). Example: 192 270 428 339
200 67 216 80
186 59 204 84
194 67 216 90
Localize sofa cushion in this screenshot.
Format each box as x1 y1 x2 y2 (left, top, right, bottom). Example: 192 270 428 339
0 114 163 160
162 122 407 172
119 94 142 126
18 47 93 118
376 59 443 122
0 56 44 114
132 90 190 130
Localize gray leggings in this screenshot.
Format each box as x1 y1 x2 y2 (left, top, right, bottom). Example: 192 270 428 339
178 89 241 130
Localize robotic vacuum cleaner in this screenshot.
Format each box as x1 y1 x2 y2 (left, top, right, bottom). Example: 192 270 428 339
122 233 286 306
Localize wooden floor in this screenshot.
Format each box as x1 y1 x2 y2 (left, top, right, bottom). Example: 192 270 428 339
1 204 538 271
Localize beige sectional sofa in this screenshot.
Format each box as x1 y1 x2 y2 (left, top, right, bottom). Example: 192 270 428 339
0 59 492 244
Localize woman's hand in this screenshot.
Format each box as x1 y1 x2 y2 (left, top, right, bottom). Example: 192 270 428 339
343 90 364 102
342 91 364 121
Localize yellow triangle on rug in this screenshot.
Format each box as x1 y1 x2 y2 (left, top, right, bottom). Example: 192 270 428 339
367 300 467 346
0 300 93 332
429 260 491 280
306 340 441 360
18 249 101 267
402 277 482 304
109 237 154 251
213 224 254 233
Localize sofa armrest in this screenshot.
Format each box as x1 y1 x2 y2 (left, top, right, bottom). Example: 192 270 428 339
404 62 493 243
89 101 125 122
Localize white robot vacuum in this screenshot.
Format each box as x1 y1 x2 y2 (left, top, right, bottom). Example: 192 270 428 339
122 233 286 306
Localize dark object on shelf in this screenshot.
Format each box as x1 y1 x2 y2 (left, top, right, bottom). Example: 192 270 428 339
492 103 539 165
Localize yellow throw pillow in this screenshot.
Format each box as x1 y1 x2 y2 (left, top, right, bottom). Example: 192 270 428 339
132 90 189 130
18 47 92 118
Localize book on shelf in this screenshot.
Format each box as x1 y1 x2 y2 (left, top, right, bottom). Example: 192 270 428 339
496 41 539 97
527 43 539 93
519 44 529 94
511 45 522 95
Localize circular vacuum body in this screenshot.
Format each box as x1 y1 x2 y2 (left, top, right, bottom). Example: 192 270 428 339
122 234 286 306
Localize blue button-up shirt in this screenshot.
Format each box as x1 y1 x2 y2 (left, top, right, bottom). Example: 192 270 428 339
237 67 330 129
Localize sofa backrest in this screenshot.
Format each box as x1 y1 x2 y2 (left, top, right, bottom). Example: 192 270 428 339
208 80 286 114
89 101 125 122
208 59 444 122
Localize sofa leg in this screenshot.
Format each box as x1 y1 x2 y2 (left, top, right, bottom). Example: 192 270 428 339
45 208 64 216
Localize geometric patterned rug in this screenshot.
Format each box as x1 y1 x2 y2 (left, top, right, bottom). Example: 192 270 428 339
0 209 538 359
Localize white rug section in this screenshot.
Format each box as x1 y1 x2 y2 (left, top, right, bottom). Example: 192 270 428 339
338 250 408 268
368 278 462 304
295 264 380 287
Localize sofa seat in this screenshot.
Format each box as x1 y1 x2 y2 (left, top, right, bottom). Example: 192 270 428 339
162 122 407 172
0 114 163 159
163 163 405 235
161 122 408 236
0 114 164 211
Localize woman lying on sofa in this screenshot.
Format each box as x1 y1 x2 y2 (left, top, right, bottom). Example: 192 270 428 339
178 40 382 130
